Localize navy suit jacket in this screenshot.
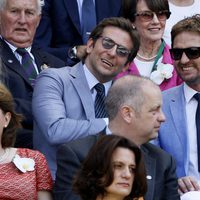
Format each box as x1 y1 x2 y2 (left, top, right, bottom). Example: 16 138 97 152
33 0 122 64
0 38 65 148
53 134 180 200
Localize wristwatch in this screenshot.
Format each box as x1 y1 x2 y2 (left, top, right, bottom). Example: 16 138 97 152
68 46 78 59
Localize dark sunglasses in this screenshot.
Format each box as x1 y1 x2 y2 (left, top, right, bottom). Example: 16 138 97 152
98 36 131 57
135 10 171 22
170 47 200 60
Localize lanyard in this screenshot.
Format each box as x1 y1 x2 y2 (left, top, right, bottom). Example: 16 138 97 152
151 40 166 72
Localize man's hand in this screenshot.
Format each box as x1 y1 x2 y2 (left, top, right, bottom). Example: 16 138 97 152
178 176 200 195
76 45 87 60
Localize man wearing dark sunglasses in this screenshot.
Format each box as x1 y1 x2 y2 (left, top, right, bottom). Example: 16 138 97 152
32 17 140 180
154 14 200 196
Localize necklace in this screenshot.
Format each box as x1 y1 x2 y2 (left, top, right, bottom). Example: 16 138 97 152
137 53 157 61
0 148 10 163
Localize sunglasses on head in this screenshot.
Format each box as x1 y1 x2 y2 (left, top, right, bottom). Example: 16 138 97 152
98 36 131 57
170 47 200 60
135 10 171 22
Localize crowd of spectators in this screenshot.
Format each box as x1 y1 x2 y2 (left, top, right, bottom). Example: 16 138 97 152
0 0 200 199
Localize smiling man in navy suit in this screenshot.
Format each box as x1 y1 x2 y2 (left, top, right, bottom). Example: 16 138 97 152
0 0 65 148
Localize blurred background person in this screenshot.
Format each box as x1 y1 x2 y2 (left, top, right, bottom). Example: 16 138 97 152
0 83 53 200
73 134 147 200
117 0 182 91
33 0 122 65
163 0 200 46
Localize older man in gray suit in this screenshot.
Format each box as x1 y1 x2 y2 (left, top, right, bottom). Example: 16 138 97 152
32 17 140 179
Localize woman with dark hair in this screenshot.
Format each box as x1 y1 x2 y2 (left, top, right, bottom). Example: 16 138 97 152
0 83 53 199
73 135 147 200
117 0 182 91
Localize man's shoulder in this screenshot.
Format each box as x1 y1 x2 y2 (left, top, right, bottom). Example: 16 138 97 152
143 142 172 159
31 46 66 66
162 84 183 99
59 134 100 153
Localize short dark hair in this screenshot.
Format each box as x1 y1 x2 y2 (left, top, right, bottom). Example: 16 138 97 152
0 83 22 147
73 135 147 200
171 14 200 48
122 0 170 22
89 17 140 64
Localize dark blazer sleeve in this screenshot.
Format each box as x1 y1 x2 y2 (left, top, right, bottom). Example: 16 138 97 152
143 143 180 200
53 144 81 200
53 135 99 200
33 0 82 65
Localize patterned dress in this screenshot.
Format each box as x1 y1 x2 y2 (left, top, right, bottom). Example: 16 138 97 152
0 148 53 200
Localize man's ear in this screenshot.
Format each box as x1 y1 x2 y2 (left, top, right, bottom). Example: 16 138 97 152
86 38 95 54
120 105 134 124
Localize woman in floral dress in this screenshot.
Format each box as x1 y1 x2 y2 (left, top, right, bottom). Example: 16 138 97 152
116 0 182 91
0 83 53 200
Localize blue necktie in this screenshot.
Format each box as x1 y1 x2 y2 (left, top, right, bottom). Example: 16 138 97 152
194 93 200 172
16 48 37 86
81 0 96 44
94 83 107 118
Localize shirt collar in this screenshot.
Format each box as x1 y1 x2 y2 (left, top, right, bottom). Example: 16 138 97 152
184 82 199 103
83 64 112 95
3 38 32 54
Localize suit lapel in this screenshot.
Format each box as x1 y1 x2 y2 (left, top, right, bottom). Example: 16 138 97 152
31 47 49 73
69 63 95 118
0 39 32 86
64 0 81 34
141 145 155 200
169 85 188 156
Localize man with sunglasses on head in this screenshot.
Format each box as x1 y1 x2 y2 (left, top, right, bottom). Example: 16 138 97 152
32 17 139 180
153 14 200 197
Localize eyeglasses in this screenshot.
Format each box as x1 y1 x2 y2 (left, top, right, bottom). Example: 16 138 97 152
135 10 171 22
99 36 131 57
170 47 200 60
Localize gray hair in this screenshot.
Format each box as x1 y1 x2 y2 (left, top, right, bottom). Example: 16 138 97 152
105 75 158 120
0 0 44 14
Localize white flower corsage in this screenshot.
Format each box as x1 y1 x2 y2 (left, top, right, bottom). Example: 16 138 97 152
12 154 35 173
150 63 174 85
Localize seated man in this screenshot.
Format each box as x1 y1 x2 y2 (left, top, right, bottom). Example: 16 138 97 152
33 0 122 65
32 17 140 179
0 0 65 148
53 75 180 200
154 14 200 195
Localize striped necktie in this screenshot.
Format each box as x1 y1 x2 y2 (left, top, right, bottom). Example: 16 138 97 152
94 83 107 118
81 0 96 44
16 48 37 86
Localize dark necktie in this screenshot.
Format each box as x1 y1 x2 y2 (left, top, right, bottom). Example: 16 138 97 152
81 0 96 44
94 83 107 118
16 48 37 86
194 93 200 172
